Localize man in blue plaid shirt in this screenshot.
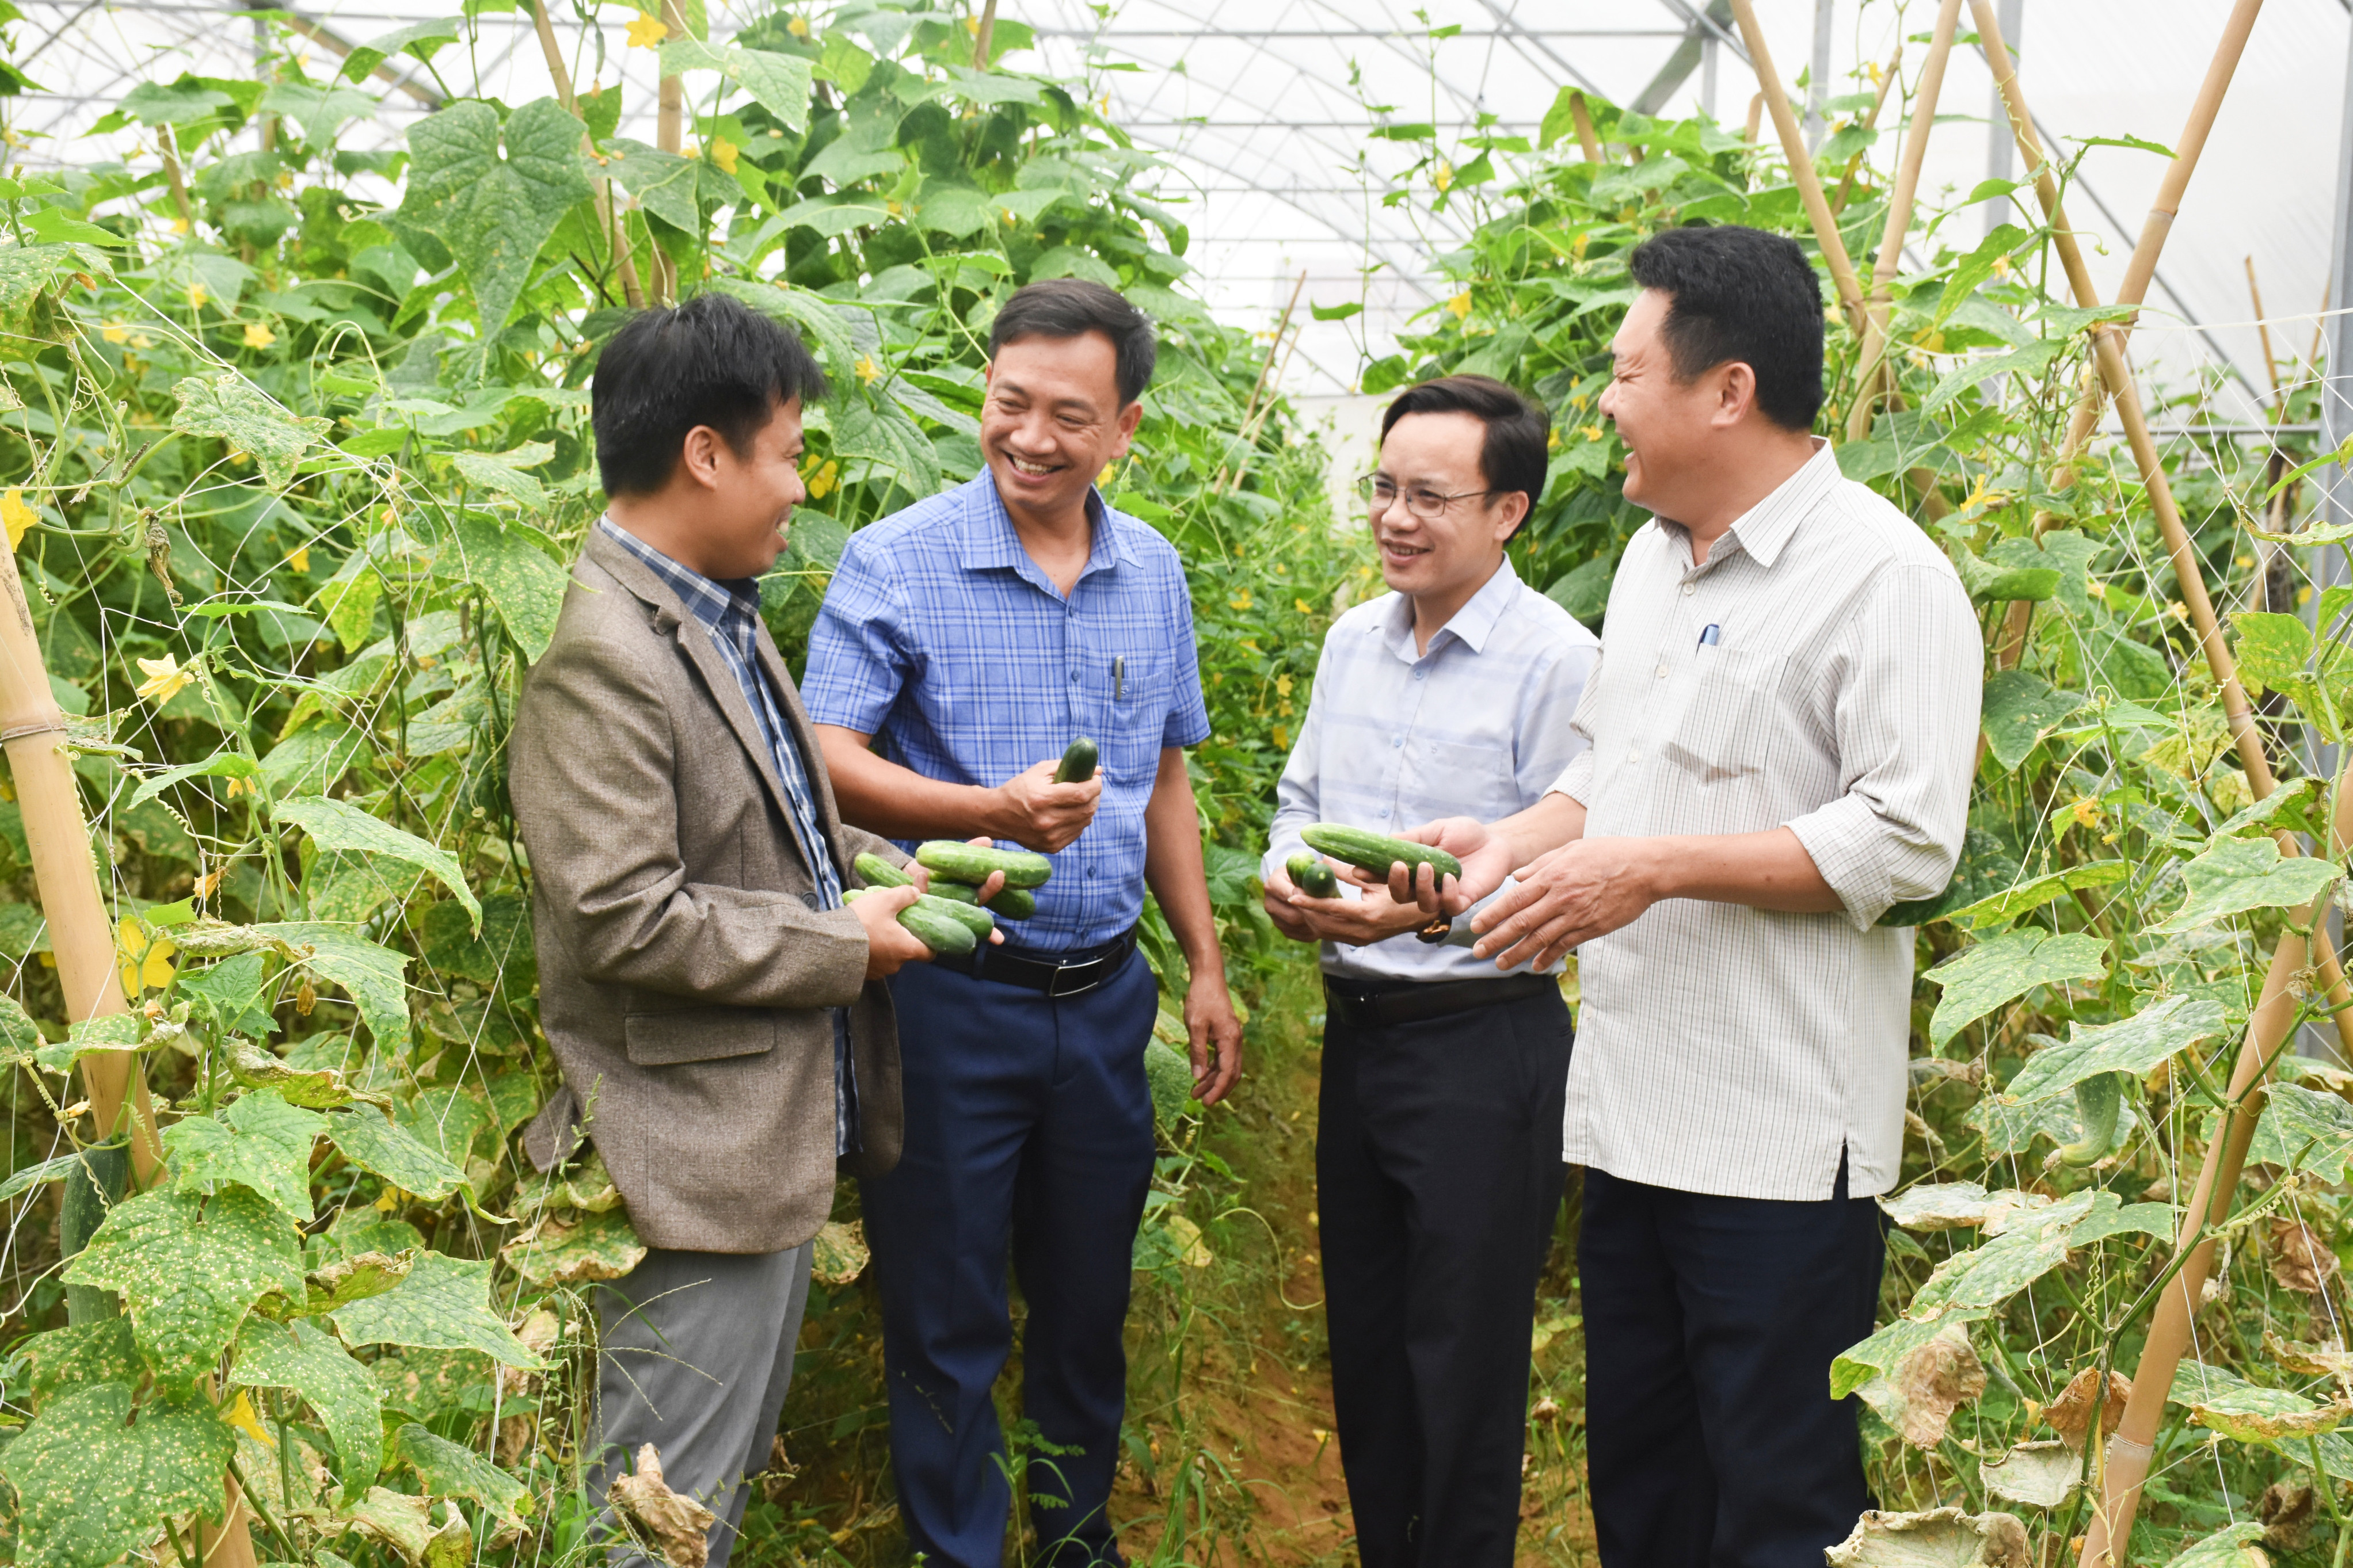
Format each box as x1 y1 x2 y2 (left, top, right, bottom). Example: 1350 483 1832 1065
806 278 1242 1568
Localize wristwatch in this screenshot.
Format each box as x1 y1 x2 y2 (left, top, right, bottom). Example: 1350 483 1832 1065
1414 913 1454 945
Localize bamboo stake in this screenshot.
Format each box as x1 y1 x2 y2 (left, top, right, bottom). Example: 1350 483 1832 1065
1743 90 1765 147
1214 273 1303 494
2077 753 2353 1568
2247 255 2286 411
1987 0 2263 665
1568 90 1604 165
530 0 646 310
1827 43 1905 216
1728 0 1866 332
1844 0 1963 445
972 0 997 68
648 0 688 304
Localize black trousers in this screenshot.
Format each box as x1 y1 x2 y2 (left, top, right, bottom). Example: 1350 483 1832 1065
1316 978 1573 1568
1579 1158 1886 1568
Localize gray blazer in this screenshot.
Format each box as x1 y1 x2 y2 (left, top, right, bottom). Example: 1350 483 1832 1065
511 525 906 1254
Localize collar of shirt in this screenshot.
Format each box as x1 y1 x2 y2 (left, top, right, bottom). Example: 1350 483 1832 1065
957 470 1132 594
1661 437 1840 574
596 516 764 635
1377 554 1524 665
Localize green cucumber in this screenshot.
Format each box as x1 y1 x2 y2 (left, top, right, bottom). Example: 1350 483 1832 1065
915 893 995 938
931 880 1038 920
1056 737 1099 783
854 852 912 888
1300 823 1463 884
1285 851 1341 899
916 840 1054 889
897 902 977 957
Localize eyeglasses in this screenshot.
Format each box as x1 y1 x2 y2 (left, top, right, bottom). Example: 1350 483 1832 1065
1355 474 1501 520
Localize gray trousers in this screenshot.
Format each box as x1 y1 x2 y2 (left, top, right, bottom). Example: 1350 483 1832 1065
593 1242 814 1568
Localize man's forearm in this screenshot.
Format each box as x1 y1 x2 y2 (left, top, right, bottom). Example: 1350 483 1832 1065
1638 827 1841 913
817 724 1006 840
1142 749 1224 979
1499 791 1590 868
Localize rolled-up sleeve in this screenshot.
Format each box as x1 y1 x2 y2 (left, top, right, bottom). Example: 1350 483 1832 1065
1783 562 1981 930
802 532 915 734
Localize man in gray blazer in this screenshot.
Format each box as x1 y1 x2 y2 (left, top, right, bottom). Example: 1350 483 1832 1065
511 293 977 1566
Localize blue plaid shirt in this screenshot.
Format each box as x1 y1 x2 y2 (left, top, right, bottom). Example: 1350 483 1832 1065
597 518 856 1155
803 473 1212 952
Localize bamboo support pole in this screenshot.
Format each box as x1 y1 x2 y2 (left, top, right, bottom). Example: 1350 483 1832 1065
648 0 688 304
1987 0 2263 666
1728 0 1866 333
972 0 997 68
530 0 646 310
1568 91 1604 164
2077 754 2353 1568
1743 91 1765 148
1843 0 1963 445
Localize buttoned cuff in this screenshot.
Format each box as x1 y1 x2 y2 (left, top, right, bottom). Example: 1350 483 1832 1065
1784 798 1899 932
1548 749 1596 806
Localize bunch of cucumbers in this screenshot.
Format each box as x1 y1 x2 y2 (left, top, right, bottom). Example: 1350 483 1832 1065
846 738 1096 956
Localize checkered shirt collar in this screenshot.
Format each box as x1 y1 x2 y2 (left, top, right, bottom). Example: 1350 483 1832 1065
596 517 762 636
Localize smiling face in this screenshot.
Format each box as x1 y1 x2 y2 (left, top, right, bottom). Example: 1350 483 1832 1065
1600 288 1736 522
1370 410 1525 609
981 330 1142 523
687 394 807 579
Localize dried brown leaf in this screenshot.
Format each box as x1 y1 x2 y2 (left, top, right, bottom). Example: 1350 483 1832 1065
2267 1218 2340 1296
608 1443 714 1568
1892 1325 1989 1450
2047 1367 2133 1451
1824 1506 2031 1567
2260 1482 2317 1551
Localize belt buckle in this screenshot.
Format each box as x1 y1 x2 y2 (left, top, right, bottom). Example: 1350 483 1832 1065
1046 957 1106 1000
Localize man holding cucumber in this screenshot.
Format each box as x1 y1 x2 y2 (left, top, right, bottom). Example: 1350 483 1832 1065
511 294 971 1568
804 278 1240 1567
1389 227 1979 1567
1261 374 1597 1567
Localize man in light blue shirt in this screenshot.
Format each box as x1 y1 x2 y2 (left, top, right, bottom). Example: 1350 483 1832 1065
804 279 1240 1568
1263 375 1596 1567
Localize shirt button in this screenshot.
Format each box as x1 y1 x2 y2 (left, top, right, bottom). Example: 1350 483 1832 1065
1627 749 1640 765
1087 867 1098 878
1392 737 1404 749
1413 668 1426 681
1379 807 1391 818
1068 670 1077 683
1681 581 1696 597
1655 664 1668 678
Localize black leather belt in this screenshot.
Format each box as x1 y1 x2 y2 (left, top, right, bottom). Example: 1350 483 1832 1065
968 926 1139 998
1324 971 1558 1029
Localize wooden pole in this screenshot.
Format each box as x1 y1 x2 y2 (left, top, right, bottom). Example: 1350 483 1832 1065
1827 43 1905 215
1844 0 1963 445
648 0 688 305
1728 0 1866 332
1568 90 1604 165
972 0 997 68
531 0 645 310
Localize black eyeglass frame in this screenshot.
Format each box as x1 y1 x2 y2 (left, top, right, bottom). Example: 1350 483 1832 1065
1353 474 1507 520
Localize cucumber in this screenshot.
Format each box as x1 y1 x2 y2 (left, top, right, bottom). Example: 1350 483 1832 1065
915 893 995 938
1301 823 1463 884
931 880 1038 920
854 852 912 889
916 840 1054 889
897 901 977 957
1056 737 1099 783
2058 1072 2123 1168
1285 851 1341 898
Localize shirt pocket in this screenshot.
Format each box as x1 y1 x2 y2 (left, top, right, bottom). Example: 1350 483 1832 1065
623 1002 782 1066
1086 651 1174 785
1411 737 1524 823
1661 648 1784 789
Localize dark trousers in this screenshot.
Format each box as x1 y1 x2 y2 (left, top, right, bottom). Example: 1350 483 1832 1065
1579 1158 1886 1568
862 947 1158 1568
1317 978 1573 1568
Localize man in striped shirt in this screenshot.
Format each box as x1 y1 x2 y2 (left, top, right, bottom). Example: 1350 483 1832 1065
1263 375 1597 1567
1391 227 1978 1567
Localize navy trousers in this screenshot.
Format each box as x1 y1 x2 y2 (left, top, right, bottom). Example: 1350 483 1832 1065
1578 1157 1886 1568
862 946 1159 1568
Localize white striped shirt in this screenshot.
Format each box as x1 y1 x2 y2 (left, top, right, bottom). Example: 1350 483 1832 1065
1553 441 1979 1201
1265 556 1600 982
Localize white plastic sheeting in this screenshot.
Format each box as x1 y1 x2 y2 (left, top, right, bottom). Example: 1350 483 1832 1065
3 0 2346 405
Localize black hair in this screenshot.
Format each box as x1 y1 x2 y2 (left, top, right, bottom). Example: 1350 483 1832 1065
988 278 1157 406
591 292 828 497
1379 374 1552 536
1627 225 1825 432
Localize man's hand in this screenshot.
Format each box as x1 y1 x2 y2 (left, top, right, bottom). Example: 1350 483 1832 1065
1347 817 1515 916
1185 968 1244 1105
1265 863 1428 946
1470 837 1662 971
991 759 1102 852
851 884 934 978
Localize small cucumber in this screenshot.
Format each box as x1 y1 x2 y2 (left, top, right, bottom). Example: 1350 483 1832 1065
914 893 995 938
2057 1072 2123 1168
854 852 913 889
931 880 1038 920
897 902 977 957
1301 823 1463 884
916 840 1054 889
1286 851 1341 898
1056 737 1099 783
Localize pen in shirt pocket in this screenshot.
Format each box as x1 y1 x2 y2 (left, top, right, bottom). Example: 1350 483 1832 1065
1114 655 1125 699
1697 624 1722 647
